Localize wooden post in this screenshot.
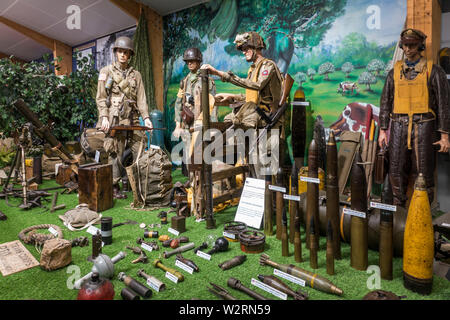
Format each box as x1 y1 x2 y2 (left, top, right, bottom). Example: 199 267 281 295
109 0 164 111
407 0 442 63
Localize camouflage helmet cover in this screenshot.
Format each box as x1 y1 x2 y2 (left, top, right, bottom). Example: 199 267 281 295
113 36 135 56
183 47 203 62
234 31 266 51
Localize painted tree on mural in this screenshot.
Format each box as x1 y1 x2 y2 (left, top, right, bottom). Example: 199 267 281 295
212 0 348 73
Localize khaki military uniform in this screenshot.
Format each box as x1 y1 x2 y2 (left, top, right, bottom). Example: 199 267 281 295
96 62 150 185
221 57 284 177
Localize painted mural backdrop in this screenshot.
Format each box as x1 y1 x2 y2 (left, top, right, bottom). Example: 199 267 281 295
163 0 407 147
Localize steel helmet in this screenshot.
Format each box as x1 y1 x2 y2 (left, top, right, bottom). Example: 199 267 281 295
113 36 135 56
183 48 202 62
234 31 266 51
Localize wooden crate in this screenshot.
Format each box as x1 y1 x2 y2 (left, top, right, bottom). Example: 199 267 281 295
78 163 113 212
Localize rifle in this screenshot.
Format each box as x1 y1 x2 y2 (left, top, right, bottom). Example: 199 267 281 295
249 74 294 155
108 125 166 138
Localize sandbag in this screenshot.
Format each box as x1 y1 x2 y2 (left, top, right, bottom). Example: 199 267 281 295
40 238 72 271
126 146 173 208
58 204 102 231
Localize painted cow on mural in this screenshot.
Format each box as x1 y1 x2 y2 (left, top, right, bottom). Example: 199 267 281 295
329 102 379 137
337 82 360 95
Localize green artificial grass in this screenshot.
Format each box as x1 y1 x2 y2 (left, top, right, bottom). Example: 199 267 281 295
0 168 449 301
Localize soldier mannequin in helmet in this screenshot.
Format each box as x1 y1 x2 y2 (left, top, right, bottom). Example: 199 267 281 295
96 36 153 199
201 31 284 178
378 29 450 207
173 48 217 172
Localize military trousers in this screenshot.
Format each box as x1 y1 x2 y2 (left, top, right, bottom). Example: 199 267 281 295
388 113 437 207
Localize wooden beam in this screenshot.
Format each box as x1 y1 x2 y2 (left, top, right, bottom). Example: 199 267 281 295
407 0 442 63
0 16 72 75
109 0 164 111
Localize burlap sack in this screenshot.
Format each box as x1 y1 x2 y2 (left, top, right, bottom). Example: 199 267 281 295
58 204 102 231
126 146 173 208
40 238 72 271
42 154 62 176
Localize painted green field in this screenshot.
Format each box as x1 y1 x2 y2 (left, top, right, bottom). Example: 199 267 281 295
167 68 386 126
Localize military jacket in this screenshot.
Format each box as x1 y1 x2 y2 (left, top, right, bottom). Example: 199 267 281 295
96 62 149 126
174 70 217 124
221 57 283 111
380 58 450 134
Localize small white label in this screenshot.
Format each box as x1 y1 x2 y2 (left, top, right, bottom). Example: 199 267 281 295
300 176 320 184
168 228 180 236
101 242 105 247
251 278 287 300
94 150 100 163
292 101 310 107
150 145 161 150
370 201 397 212
48 227 59 237
147 279 160 292
284 194 301 202
269 185 286 193
86 226 100 235
223 231 236 239
442 223 450 228
141 243 153 252
343 207 366 219
175 259 194 274
273 268 306 287
165 271 178 283
196 250 211 261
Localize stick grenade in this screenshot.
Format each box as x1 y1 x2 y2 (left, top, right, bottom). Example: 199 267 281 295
309 216 318 269
153 259 184 282
379 175 394 280
137 269 166 291
326 220 335 275
306 139 319 249
275 167 285 240
350 152 368 271
200 69 216 229
281 207 289 257
257 275 308 300
163 242 195 259
264 172 273 236
289 163 299 243
326 130 341 259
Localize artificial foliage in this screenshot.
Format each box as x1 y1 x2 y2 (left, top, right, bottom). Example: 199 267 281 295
0 54 98 143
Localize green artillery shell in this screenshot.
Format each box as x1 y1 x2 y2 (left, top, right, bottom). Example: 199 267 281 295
275 167 284 240
309 217 318 269
350 152 368 271
281 208 289 257
289 163 299 243
326 130 341 259
257 275 307 300
306 139 320 249
379 175 393 280
264 173 274 236
326 220 335 275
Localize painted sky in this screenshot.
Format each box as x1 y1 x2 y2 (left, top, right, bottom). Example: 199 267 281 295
322 0 407 47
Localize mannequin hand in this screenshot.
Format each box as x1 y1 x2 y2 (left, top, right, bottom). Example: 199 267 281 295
200 64 221 77
173 122 183 139
378 129 388 148
144 118 153 133
215 93 235 104
433 133 450 153
101 117 110 132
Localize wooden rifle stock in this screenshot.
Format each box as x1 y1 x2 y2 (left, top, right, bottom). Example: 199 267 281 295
109 125 166 137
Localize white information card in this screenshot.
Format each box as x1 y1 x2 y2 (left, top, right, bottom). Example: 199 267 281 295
234 178 266 229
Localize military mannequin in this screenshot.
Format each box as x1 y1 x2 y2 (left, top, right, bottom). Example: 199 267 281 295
96 36 153 199
173 48 217 170
378 29 450 207
201 31 284 178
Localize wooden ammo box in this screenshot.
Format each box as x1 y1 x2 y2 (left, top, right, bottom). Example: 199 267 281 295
78 163 113 212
